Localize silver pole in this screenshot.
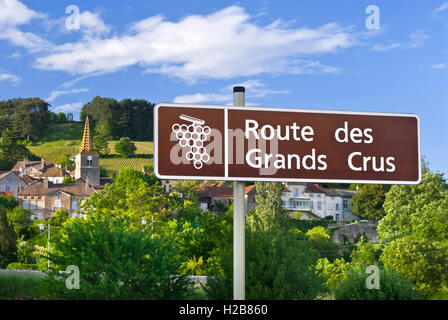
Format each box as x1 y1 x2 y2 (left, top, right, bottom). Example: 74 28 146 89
233 86 245 300
47 223 51 271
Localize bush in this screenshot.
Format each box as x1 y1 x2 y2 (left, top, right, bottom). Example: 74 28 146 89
43 213 193 299
306 226 340 260
316 257 351 291
6 262 37 271
334 266 419 300
380 237 448 296
114 137 136 158
205 224 324 300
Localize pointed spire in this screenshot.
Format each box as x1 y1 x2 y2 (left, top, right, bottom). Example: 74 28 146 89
80 116 94 153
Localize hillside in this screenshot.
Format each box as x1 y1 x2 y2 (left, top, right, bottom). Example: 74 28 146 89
27 123 154 173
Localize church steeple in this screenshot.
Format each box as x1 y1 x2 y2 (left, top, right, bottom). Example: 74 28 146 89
79 116 95 154
75 116 100 186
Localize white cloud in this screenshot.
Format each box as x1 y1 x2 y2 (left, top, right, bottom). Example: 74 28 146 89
432 3 448 14
174 93 231 104
46 87 89 102
79 11 111 38
174 79 289 104
35 6 356 81
0 72 21 84
53 102 83 113
371 29 428 52
0 0 50 52
431 62 447 69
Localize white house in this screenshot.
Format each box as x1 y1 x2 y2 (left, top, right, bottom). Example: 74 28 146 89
281 183 358 221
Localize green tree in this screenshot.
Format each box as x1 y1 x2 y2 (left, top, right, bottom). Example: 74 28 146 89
205 182 324 299
350 237 383 267
315 257 351 290
306 226 340 260
377 167 448 242
334 266 418 300
252 182 286 231
0 128 38 170
62 177 75 183
351 184 386 221
0 205 17 267
93 134 110 155
205 223 324 299
380 236 448 296
114 137 136 158
6 206 32 236
55 112 67 123
82 168 166 228
44 214 192 299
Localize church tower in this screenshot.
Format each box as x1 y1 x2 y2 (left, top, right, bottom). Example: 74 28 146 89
75 117 100 186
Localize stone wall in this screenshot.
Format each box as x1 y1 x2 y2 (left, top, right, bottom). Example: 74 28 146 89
331 221 379 244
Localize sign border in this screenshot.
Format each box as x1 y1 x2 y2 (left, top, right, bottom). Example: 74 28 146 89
154 103 421 185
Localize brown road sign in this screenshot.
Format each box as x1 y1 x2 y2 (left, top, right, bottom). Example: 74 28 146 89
154 103 421 184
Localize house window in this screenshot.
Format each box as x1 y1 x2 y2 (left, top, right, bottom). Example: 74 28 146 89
336 203 340 211
335 214 340 221
343 199 348 209
54 199 61 209
72 200 78 210
87 159 93 166
310 201 314 209
317 201 322 210
37 201 43 209
294 189 300 197
23 202 29 209
30 202 35 209
5 186 9 192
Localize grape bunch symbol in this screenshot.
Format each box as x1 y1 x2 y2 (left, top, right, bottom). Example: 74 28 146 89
172 114 212 169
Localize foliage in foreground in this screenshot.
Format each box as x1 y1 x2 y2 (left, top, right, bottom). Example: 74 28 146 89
44 213 192 299
334 266 419 300
204 182 324 300
380 236 448 296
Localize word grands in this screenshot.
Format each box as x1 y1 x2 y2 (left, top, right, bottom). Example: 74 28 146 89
244 120 396 173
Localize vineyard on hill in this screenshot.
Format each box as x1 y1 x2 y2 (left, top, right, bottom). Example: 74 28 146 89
27 123 154 174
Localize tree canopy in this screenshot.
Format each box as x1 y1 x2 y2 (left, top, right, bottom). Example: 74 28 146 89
377 167 448 242
80 96 154 140
351 184 387 221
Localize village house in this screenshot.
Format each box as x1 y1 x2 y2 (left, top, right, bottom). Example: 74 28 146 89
198 181 257 213
281 182 358 221
12 157 59 179
17 178 96 220
16 117 111 220
0 171 35 198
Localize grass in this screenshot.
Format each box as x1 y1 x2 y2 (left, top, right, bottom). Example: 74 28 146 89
0 271 45 300
36 123 84 143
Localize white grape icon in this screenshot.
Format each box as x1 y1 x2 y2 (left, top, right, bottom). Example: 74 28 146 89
172 114 212 169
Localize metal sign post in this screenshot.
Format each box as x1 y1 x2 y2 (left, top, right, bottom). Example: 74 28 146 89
233 86 245 300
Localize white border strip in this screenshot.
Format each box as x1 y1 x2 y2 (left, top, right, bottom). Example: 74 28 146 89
153 103 421 185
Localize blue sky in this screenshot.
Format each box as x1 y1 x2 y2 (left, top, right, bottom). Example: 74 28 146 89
0 0 447 176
